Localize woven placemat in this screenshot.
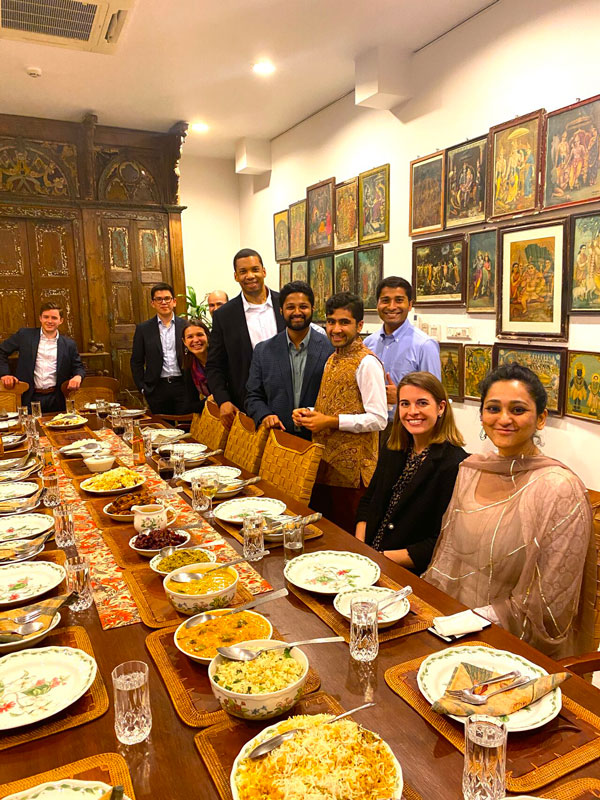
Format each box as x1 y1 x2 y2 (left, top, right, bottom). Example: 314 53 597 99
384 643 600 791
546 778 600 800
0 752 136 799
289 574 440 644
0 625 109 751
146 622 321 727
217 513 323 549
102 526 211 569
123 566 254 629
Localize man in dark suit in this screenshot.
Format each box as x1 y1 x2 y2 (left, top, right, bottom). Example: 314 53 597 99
206 248 285 429
0 302 85 412
130 282 187 414
246 281 333 439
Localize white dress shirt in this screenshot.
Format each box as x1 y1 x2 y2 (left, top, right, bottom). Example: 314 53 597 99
33 330 59 389
158 314 182 378
242 291 278 349
338 354 388 433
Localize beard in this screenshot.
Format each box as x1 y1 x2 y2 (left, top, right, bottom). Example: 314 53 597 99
285 315 312 331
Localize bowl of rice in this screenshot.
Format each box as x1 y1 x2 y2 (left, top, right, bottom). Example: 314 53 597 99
163 562 239 615
208 639 309 720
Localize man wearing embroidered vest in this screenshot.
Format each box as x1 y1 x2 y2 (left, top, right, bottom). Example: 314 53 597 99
292 292 387 532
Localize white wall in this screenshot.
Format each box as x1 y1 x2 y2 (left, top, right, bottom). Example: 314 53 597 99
236 0 600 489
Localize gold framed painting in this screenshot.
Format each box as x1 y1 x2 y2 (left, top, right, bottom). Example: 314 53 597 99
279 260 291 290
464 344 493 400
289 199 307 259
445 136 487 228
334 250 356 294
308 255 334 322
412 234 466 306
273 209 290 261
570 211 600 312
467 229 497 313
334 178 358 250
291 258 308 283
409 150 445 236
440 342 464 401
565 350 600 423
306 177 335 256
359 164 390 245
493 343 566 416
356 246 383 311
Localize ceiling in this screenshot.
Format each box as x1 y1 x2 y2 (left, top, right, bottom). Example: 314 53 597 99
0 0 497 158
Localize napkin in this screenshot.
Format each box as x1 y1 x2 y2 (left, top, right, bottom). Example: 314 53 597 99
0 593 71 643
432 610 491 637
0 489 42 514
431 661 570 718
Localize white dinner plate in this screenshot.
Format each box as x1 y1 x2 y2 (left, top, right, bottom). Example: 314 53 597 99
0 646 96 731
158 442 208 460
2 434 27 450
45 415 88 429
0 482 39 502
0 612 61 654
214 496 286 524
0 561 65 606
148 428 186 444
0 513 54 543
120 408 147 418
0 412 18 420
333 586 410 628
417 644 562 732
181 465 241 484
5 779 132 800
283 550 380 594
0 419 19 431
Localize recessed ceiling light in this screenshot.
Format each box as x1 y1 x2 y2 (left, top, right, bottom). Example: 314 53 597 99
252 59 275 76
191 122 209 133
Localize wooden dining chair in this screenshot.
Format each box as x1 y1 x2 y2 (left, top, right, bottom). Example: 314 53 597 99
224 412 269 474
0 381 29 412
259 429 324 504
156 413 193 430
190 400 229 451
61 376 120 406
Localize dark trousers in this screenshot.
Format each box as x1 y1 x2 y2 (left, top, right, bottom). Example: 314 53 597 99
310 481 367 535
145 378 188 415
29 390 65 414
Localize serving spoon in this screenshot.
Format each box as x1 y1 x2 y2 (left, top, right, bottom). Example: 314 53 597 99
169 556 247 582
217 635 344 661
377 585 413 611
184 587 289 627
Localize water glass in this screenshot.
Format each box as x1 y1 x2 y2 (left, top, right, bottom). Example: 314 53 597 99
54 504 76 547
243 513 266 562
42 468 61 507
196 471 219 519
31 401 42 420
25 415 37 443
112 660 152 745
65 556 93 611
123 419 134 444
28 432 42 459
66 397 76 413
171 445 186 481
191 477 209 513
17 405 28 431
111 408 125 436
350 599 379 662
463 715 507 800
283 521 304 562
142 429 153 459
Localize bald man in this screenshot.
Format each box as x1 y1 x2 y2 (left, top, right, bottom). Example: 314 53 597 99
207 290 229 318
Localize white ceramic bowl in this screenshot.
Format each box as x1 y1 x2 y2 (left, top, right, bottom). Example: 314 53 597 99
163 562 239 615
149 545 217 574
208 638 309 720
0 612 61 654
129 530 191 558
174 609 273 665
333 586 410 629
83 454 116 472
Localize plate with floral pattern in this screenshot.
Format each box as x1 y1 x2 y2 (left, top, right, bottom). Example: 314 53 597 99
0 561 65 606
181 465 241 484
0 646 97 730
0 513 54 543
214 496 286 524
0 482 39 502
283 550 380 594
5 779 132 799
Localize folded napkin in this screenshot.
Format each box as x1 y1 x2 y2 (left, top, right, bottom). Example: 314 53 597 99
0 489 42 514
432 610 491 638
431 661 570 718
0 594 71 643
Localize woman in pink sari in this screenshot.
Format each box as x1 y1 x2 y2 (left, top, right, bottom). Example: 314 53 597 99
424 363 595 658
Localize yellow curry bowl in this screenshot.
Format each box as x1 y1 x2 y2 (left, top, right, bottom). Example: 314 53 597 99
174 609 273 665
163 563 239 615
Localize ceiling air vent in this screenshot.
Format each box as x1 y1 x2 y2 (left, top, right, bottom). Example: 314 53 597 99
0 0 135 53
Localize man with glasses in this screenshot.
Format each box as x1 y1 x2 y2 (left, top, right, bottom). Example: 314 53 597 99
130 283 187 414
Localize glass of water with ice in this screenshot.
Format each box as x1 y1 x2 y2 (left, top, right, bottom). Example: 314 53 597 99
462 714 507 800
111 660 152 745
282 521 304 562
349 599 379 662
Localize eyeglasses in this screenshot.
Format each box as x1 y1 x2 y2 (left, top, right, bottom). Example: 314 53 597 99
153 297 173 304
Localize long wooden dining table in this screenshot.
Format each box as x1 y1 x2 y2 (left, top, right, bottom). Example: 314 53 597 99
1 415 599 799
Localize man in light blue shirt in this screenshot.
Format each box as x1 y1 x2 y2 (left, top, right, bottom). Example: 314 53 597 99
364 276 441 440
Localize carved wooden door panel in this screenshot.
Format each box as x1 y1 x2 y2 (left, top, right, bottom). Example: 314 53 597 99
134 219 171 320
0 219 35 341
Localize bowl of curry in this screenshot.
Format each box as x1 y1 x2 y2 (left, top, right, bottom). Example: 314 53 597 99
163 563 239 615
174 608 273 664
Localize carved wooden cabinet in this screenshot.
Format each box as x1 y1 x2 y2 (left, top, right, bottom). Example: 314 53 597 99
0 113 187 393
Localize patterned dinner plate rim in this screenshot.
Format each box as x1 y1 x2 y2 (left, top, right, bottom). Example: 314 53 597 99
0 560 66 606
0 482 40 501
181 465 242 484
0 513 54 542
214 497 286 524
4 779 132 800
283 550 381 594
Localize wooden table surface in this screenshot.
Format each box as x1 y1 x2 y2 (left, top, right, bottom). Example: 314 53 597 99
1 417 599 799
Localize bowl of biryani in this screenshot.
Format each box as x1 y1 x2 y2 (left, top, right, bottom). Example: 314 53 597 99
208 639 308 720
80 467 145 495
163 562 239 615
230 713 403 799
174 609 273 664
149 545 217 574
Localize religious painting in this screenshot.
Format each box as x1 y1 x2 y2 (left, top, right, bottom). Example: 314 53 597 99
289 199 306 258
498 221 568 340
273 209 290 261
359 164 390 245
493 343 566 416
409 151 445 236
467 229 497 313
306 177 335 256
334 250 356 294
464 344 493 400
570 211 600 311
334 178 358 250
544 94 600 211
412 235 466 306
445 136 487 228
439 343 464 401
356 246 383 311
488 109 544 219
291 259 308 283
279 261 291 290
308 255 334 322
565 350 600 423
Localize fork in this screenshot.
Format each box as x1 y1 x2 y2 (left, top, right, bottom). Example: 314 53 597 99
446 677 533 705
445 670 521 697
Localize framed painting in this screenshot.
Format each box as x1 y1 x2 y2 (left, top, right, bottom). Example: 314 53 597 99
273 209 290 261
498 220 568 340
335 178 358 250
493 343 566 416
445 136 487 228
409 150 445 236
488 109 544 219
543 94 600 211
334 250 356 294
291 258 308 283
467 229 497 313
464 344 493 400
289 199 306 258
359 164 390 245
306 177 335 256
570 211 600 311
279 261 291 290
308 255 334 322
412 234 466 306
356 246 383 311
565 350 600 423
440 342 464 401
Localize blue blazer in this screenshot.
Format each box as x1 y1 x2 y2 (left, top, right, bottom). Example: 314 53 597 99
0 328 85 405
245 329 334 439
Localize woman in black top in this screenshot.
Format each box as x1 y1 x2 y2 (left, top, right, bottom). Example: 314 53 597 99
355 371 468 574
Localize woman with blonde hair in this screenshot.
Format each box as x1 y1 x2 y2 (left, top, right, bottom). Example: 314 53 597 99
355 371 467 573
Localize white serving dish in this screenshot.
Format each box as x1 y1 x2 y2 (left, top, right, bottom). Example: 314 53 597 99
83 454 116 472
79 473 145 496
163 562 239 615
149 545 217 574
5 779 132 800
174 609 273 665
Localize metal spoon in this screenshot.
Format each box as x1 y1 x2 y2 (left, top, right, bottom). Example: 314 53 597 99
217 635 344 661
169 556 247 582
377 585 413 611
184 587 289 627
446 677 534 705
248 701 376 759
0 620 44 641
445 670 521 697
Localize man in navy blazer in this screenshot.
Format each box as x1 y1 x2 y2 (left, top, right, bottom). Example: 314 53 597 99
0 302 85 412
246 281 334 439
